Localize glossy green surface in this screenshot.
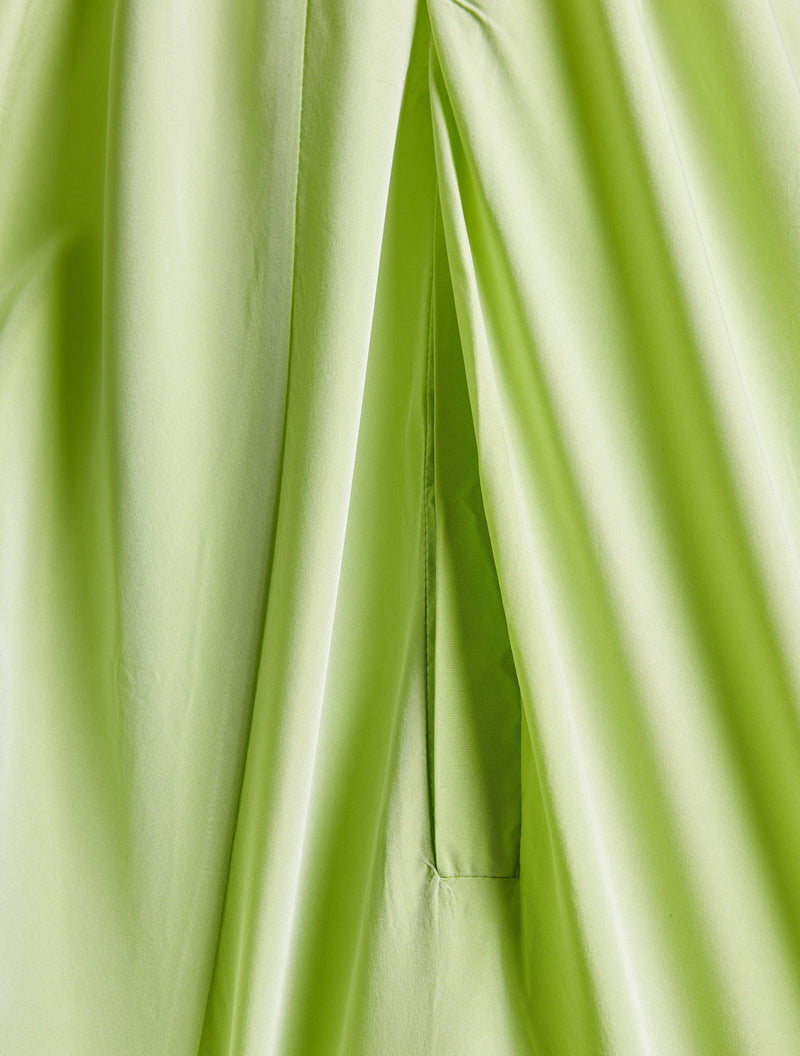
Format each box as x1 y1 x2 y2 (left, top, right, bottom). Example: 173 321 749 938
3 1 800 1052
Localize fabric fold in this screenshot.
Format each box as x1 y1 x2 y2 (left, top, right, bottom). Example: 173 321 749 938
4 1 800 1054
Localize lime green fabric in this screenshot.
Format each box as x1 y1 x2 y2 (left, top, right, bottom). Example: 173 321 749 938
4 0 800 1053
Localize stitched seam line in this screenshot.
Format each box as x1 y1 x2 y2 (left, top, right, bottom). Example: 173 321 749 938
437 874 520 881
422 185 439 872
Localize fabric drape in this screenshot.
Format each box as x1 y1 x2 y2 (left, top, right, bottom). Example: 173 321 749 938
3 1 800 1053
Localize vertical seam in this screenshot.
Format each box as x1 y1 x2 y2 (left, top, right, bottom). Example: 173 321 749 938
422 184 439 872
